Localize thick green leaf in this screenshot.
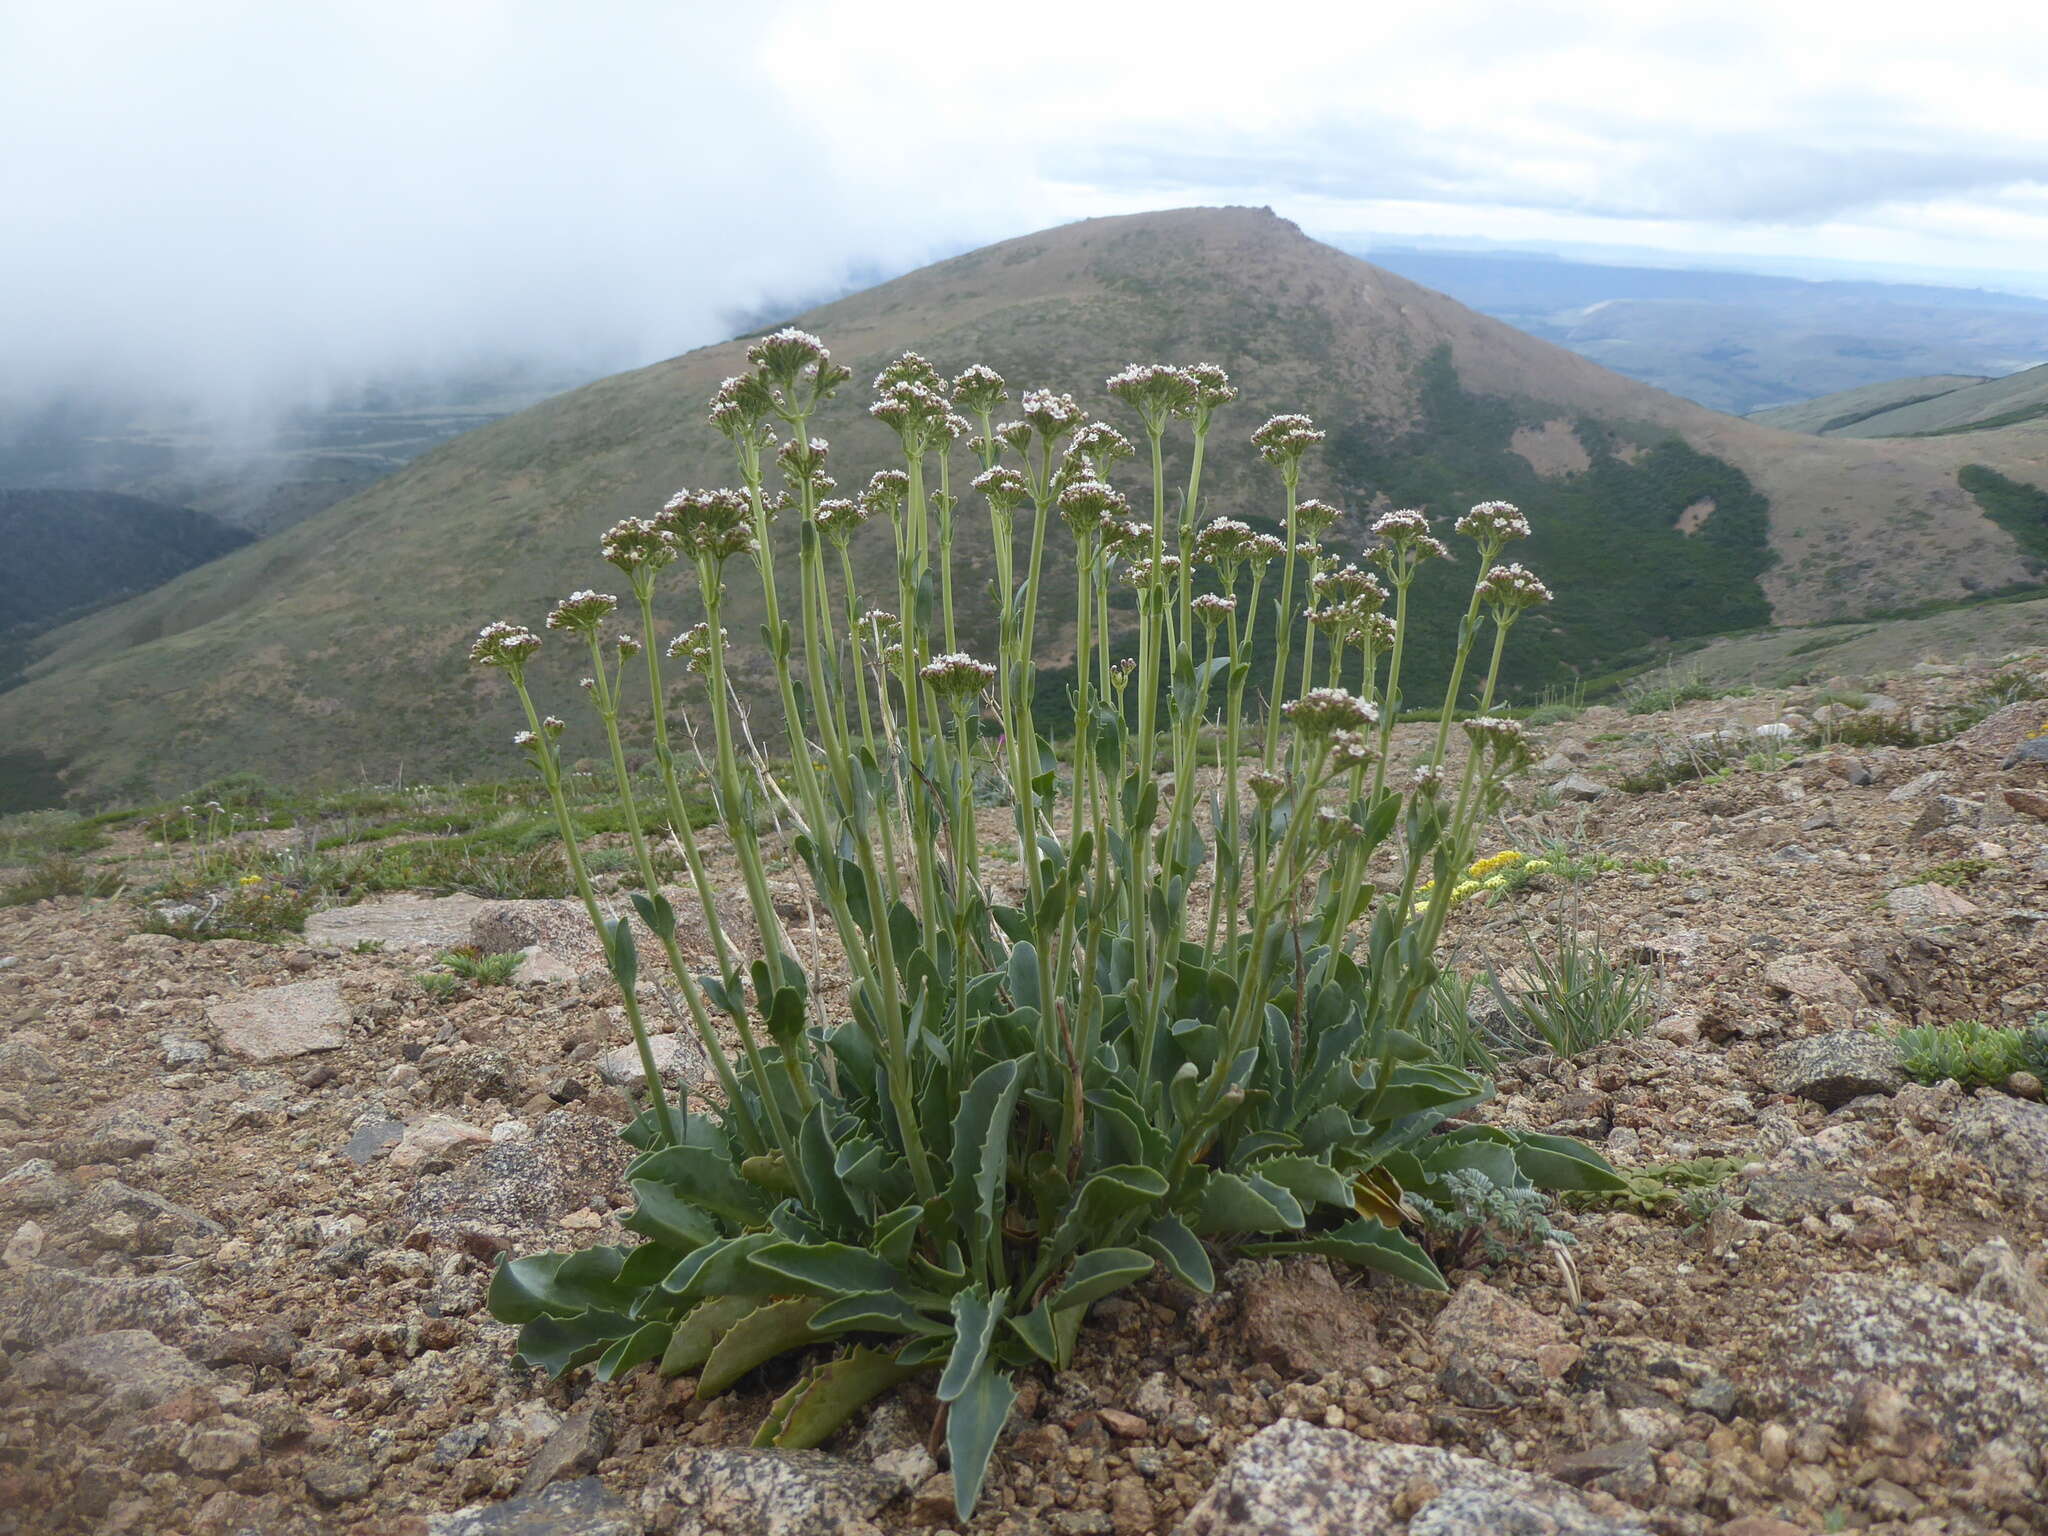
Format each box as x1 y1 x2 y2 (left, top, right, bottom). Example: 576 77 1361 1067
605 916 637 994
1041 1165 1169 1271
552 1246 631 1311
1250 1217 1447 1291
488 1252 570 1325
659 1295 755 1376
808 1291 950 1338
948 1363 1017 1521
594 1322 671 1382
1190 1170 1305 1237
757 1346 925 1450
1509 1131 1627 1192
697 1297 829 1397
749 1241 905 1299
1250 1154 1355 1212
937 1288 1005 1402
660 1232 787 1302
948 1059 1025 1261
1137 1214 1214 1292
1050 1247 1154 1313
621 1180 721 1253
516 1310 638 1375
633 1145 772 1226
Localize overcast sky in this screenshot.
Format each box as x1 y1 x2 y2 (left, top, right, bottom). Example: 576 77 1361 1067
5 0 2046 418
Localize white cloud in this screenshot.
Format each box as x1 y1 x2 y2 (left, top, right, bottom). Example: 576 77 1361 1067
3 0 2044 418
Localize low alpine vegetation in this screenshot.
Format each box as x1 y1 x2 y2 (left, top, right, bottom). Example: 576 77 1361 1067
1893 1018 2045 1090
470 336 1620 1517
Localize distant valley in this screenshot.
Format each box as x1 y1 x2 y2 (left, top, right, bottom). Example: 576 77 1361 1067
1360 245 2048 416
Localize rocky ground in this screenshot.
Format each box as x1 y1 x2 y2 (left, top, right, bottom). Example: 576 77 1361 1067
3 657 2047 1536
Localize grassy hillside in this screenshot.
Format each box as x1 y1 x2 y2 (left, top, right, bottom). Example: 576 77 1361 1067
1747 375 1988 434
4 207 2047 807
1749 365 2048 439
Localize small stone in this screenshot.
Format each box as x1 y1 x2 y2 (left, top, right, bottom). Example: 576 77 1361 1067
344 1117 406 1165
208 979 350 1062
1758 1423 1791 1472
161 1037 213 1067
1767 1032 1904 1107
430 1476 638 1536
1961 1238 2048 1327
180 1417 262 1476
303 1456 377 1506
1552 772 1608 802
1099 1408 1148 1439
1886 770 1946 803
2005 787 2048 821
648 1447 903 1536
595 1033 705 1091
14 1329 218 1414
1237 1257 1383 1377
518 1405 615 1497
1759 953 1866 1016
304 893 489 952
514 945 581 985
1951 1095 2048 1222
1885 883 1979 923
387 1114 493 1170
1180 1422 1650 1535
0 1158 66 1214
1547 1439 1655 1495
3 1219 45 1268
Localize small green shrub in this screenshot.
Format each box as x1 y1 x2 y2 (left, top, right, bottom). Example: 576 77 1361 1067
140 876 312 941
1893 1020 2024 1088
1916 858 1990 889
2017 1022 2048 1080
438 946 524 986
417 971 463 1000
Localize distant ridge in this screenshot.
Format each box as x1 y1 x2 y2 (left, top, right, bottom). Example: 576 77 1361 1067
1749 364 2048 439
4 206 2046 804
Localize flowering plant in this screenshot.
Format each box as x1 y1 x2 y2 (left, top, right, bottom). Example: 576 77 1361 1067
473 335 1618 1516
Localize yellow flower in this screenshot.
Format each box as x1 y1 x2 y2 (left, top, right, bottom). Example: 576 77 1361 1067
238 874 264 886
1482 875 1507 891
1523 858 1551 875
1465 849 1525 880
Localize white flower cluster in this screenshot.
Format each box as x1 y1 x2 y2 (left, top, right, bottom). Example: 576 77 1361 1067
1251 413 1325 467
546 591 619 634
469 620 542 668
920 652 998 700
1281 688 1380 736
601 516 679 572
1455 500 1530 544
1475 562 1554 610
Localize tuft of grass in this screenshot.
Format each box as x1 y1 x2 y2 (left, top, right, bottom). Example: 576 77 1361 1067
1 854 124 906
1486 928 1652 1059
1624 668 1720 715
1565 1156 1741 1219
